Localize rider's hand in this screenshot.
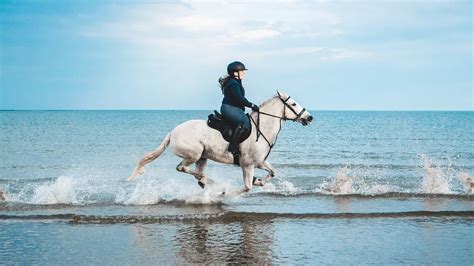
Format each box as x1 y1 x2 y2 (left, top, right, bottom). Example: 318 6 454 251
251 104 259 112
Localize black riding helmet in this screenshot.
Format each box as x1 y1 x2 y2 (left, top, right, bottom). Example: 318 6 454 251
227 61 248 76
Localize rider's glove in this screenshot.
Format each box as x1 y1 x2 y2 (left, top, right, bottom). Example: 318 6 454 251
251 104 259 112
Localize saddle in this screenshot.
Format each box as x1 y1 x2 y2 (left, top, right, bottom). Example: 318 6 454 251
207 110 252 144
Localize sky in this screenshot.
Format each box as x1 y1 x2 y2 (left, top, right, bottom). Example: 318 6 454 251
0 0 472 110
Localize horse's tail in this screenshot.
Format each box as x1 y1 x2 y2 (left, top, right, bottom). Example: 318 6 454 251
127 133 171 181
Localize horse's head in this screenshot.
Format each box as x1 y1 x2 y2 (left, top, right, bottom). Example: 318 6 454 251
277 91 313 126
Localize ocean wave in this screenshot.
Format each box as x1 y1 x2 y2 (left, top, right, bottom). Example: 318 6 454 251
0 211 472 224
1 191 472 213
1 177 472 207
1 175 235 206
273 162 472 171
0 155 471 206
250 191 474 199
0 177 58 184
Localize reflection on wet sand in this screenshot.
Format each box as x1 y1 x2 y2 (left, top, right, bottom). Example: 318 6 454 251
334 197 352 212
131 220 275 264
177 221 274 264
422 198 448 211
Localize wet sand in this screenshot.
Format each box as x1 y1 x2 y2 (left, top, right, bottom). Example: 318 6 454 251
1 196 473 264
1 214 472 264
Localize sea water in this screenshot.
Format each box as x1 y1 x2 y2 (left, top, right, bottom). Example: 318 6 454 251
0 111 473 264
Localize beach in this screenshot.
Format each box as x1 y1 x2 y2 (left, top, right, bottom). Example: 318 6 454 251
1 110 473 264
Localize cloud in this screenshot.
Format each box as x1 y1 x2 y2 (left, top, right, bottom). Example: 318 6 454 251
164 15 226 32
79 1 344 52
289 29 344 38
78 1 377 63
322 48 373 61
247 46 323 57
243 46 371 61
227 29 281 43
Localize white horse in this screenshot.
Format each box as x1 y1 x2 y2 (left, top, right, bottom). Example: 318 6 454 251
128 91 313 193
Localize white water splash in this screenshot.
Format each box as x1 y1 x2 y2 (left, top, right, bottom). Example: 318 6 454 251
0 188 8 201
330 167 353 194
126 179 181 205
318 166 393 195
261 180 299 195
3 173 239 205
420 154 452 194
319 167 355 195
3 155 472 205
458 172 473 193
123 178 228 205
30 176 78 204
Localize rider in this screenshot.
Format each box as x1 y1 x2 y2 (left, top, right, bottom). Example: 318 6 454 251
219 61 259 156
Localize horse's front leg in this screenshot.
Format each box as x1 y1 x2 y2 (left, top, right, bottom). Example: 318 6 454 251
241 164 255 192
255 161 276 186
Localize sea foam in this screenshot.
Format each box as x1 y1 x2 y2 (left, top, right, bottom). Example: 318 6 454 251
30 176 78 204
420 154 454 194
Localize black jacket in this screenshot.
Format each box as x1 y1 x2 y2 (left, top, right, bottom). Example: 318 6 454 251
221 77 253 110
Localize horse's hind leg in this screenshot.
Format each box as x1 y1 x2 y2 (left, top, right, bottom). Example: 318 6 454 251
195 158 207 173
176 158 204 178
195 158 209 188
176 158 210 188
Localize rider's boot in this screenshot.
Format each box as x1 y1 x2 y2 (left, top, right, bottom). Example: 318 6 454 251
228 123 245 156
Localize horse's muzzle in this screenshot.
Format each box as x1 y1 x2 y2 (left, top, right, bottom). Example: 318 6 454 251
301 115 313 126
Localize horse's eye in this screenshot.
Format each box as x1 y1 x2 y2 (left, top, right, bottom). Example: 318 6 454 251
291 103 297 106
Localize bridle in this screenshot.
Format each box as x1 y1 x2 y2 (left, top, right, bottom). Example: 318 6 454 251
254 95 306 122
279 95 307 121
249 95 307 160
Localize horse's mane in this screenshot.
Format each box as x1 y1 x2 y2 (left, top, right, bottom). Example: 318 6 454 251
259 94 280 108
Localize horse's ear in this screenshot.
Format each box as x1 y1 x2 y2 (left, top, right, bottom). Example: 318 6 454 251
277 90 287 98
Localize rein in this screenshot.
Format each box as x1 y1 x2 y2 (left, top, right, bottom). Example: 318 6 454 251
249 95 306 160
255 96 306 121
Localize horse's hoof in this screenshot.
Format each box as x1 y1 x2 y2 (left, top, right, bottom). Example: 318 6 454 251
252 176 263 186
198 181 205 189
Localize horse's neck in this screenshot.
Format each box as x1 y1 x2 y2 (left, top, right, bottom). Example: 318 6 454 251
251 98 284 144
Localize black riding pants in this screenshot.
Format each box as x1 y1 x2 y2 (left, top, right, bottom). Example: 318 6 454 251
220 104 250 131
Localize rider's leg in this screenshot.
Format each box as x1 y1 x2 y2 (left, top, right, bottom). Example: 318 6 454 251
221 104 250 156
229 113 250 155
228 122 245 155
228 114 251 155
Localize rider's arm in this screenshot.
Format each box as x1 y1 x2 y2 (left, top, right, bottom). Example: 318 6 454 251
228 82 253 108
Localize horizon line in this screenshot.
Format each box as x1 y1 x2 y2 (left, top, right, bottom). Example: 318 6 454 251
1 109 473 112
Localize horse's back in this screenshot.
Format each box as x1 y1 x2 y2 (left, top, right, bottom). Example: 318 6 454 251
173 119 225 135
169 120 228 159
